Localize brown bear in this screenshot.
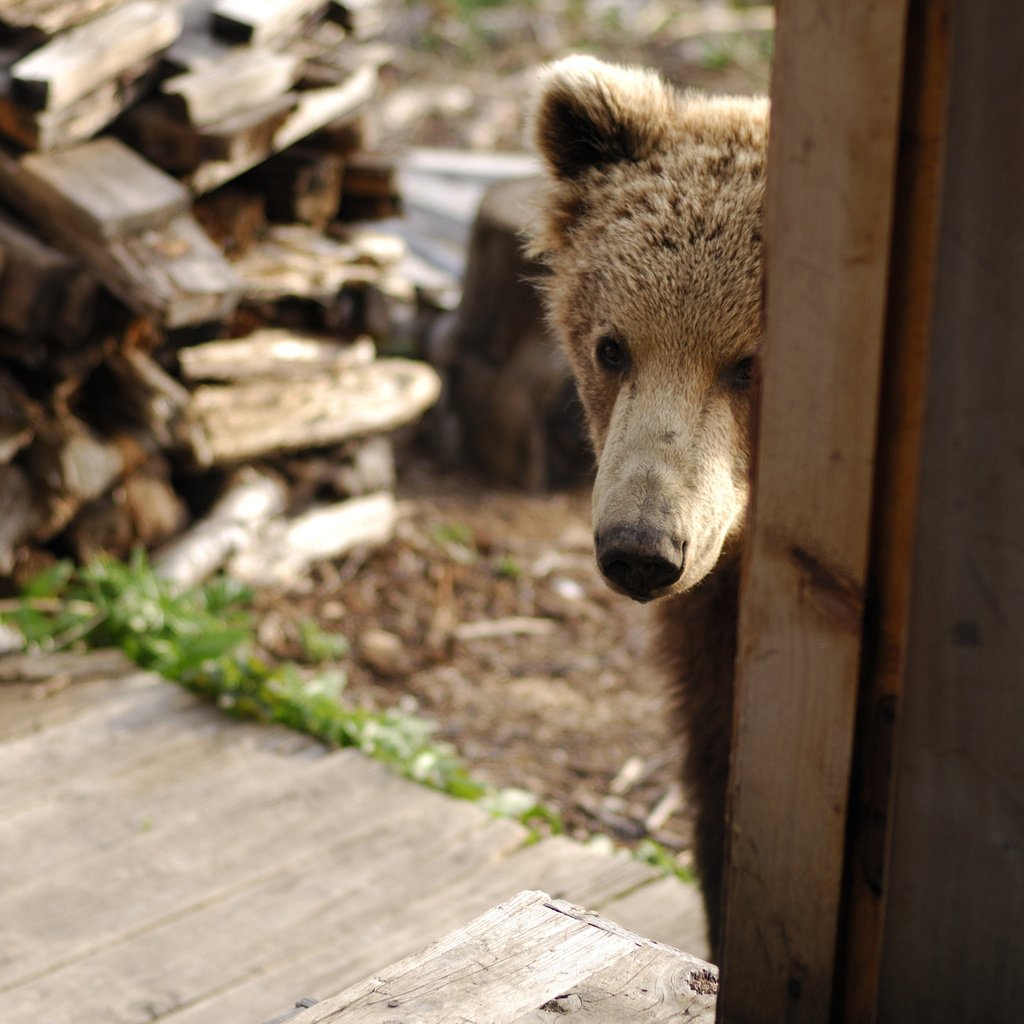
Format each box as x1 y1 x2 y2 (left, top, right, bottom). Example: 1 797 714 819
527 55 768 957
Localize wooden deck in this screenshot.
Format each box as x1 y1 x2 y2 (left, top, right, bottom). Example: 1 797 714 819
0 651 708 1024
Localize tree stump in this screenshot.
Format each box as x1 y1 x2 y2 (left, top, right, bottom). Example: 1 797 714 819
447 177 589 492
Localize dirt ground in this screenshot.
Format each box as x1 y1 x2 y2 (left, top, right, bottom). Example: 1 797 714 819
256 449 694 856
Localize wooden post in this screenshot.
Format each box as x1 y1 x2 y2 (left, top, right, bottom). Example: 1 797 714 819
875 1 1024 1019
718 2 909 1021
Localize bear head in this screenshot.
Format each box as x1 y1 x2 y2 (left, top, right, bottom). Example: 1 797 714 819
528 56 768 601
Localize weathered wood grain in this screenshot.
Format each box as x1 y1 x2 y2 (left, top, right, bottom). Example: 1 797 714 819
719 1 910 1021
0 670 708 1023
178 330 375 382
286 891 716 1024
212 0 326 46
186 357 441 464
0 56 161 150
0 0 127 35
876 2 1024 1020
837 2 952 1019
161 48 302 128
6 137 190 240
9 1 181 112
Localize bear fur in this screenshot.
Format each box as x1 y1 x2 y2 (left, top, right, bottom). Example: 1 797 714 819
527 55 768 957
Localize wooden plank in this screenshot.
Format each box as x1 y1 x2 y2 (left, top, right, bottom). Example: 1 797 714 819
152 829 672 1024
836 2 952 1020
178 330 375 383
9 1 181 112
212 0 326 46
286 891 716 1024
0 721 455 990
190 63 377 193
161 48 301 128
1 798 525 1024
0 0 127 35
186 357 441 465
7 137 190 241
718 2 909 1021
876 3 1024 1021
41 211 239 328
0 55 160 150
0 209 74 339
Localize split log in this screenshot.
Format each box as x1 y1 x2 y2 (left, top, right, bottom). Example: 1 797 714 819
9 1 182 112
2 137 190 241
0 464 42 575
160 49 302 128
228 223 376 302
0 368 38 464
191 64 377 193
37 211 240 328
153 465 288 588
0 1 128 35
240 144 345 228
0 56 161 151
282 434 395 503
105 347 193 447
178 329 375 382
193 188 267 255
227 490 396 587
211 0 328 47
185 356 441 464
0 210 75 342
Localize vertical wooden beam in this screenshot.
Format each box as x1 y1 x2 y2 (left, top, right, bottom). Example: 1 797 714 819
877 1 1024 1019
837 3 953 1021
718 3 909 1021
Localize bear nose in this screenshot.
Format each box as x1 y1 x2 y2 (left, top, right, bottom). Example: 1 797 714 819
595 528 685 602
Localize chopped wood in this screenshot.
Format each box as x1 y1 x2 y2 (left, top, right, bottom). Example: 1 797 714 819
43 211 240 328
192 64 377 193
178 329 375 382
241 144 345 228
0 369 38 464
192 188 267 255
228 223 375 302
285 890 718 1024
0 464 40 574
9 2 182 112
153 465 289 588
105 347 193 446
1 137 190 244
0 209 75 340
228 490 396 586
186 356 441 464
211 0 327 47
0 56 161 151
0 1 128 36
160 49 302 128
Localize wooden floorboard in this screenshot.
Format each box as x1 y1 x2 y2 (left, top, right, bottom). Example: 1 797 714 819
0 658 708 1024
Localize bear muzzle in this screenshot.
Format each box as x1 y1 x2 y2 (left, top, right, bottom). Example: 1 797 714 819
595 525 686 602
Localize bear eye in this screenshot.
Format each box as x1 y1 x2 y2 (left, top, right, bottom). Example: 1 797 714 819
596 336 628 372
732 357 756 389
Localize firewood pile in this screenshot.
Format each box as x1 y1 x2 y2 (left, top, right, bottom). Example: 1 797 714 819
0 0 452 591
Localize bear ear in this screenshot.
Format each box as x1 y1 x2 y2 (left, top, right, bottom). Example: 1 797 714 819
531 55 678 180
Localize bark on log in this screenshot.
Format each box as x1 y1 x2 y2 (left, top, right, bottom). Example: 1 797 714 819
185 356 441 465
153 465 288 588
228 490 396 587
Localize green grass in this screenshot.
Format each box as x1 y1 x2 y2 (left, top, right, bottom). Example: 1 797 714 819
0 551 556 831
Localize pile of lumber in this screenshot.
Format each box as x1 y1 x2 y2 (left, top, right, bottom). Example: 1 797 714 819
0 0 446 590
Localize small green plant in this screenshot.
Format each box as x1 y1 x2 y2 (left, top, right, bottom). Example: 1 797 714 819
296 618 350 663
0 551 558 832
493 555 522 580
635 838 697 884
